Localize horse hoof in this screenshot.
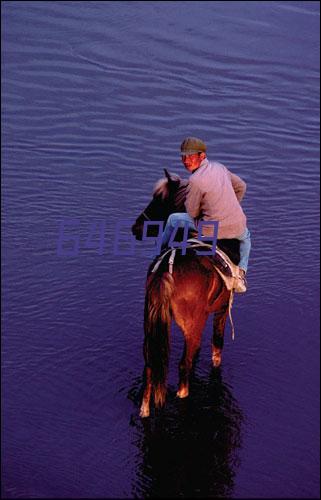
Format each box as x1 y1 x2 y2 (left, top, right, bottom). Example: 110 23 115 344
139 405 150 418
176 388 189 399
212 353 221 368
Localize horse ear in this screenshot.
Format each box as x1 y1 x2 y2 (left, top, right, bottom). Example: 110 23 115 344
164 168 171 182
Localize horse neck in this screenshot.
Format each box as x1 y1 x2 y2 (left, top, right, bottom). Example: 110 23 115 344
172 180 188 213
149 178 189 221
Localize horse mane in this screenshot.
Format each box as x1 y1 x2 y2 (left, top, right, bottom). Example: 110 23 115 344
153 174 189 211
153 178 171 200
153 172 181 199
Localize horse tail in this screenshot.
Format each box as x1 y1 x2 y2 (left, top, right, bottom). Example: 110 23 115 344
144 270 174 407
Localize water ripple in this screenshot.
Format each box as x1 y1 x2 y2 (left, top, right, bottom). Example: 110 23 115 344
2 1 320 498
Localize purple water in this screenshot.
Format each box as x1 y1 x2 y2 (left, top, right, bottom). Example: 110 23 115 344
2 1 320 498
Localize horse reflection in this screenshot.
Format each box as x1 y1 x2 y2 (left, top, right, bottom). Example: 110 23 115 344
129 368 243 498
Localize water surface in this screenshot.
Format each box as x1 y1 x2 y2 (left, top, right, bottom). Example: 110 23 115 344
2 1 320 498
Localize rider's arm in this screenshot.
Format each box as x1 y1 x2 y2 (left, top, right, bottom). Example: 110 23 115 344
229 170 247 203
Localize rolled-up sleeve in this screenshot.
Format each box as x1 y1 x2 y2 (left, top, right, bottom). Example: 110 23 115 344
185 180 202 218
229 170 247 203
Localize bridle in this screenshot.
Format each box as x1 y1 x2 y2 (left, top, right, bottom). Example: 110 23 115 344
141 210 151 222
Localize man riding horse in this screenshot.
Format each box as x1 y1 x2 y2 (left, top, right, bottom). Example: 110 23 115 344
132 137 252 417
161 137 251 292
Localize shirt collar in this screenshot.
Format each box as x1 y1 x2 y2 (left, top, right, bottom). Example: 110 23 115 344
191 158 209 174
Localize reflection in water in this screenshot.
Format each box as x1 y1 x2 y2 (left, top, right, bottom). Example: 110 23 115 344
129 368 243 498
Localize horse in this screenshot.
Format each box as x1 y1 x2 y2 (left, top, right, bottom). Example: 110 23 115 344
132 170 240 418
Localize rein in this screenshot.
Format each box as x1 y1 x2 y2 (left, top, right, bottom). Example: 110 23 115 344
142 210 151 221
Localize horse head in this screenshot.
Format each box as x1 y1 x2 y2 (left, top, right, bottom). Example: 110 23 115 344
131 169 188 240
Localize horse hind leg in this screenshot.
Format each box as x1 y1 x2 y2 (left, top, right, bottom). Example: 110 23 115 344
140 367 152 418
177 315 207 399
212 297 230 368
177 340 199 399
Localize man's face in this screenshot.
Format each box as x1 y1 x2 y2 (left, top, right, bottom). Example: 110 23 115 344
181 152 205 173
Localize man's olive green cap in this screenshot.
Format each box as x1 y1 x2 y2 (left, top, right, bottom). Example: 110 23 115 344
180 137 207 155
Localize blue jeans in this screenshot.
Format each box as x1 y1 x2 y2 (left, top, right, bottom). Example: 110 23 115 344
161 213 251 272
236 228 251 273
161 213 195 248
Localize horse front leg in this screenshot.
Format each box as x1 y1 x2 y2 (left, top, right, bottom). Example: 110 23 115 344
212 300 229 368
140 366 152 418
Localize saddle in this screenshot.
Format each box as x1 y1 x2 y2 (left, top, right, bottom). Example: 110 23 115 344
189 229 240 266
149 236 241 292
